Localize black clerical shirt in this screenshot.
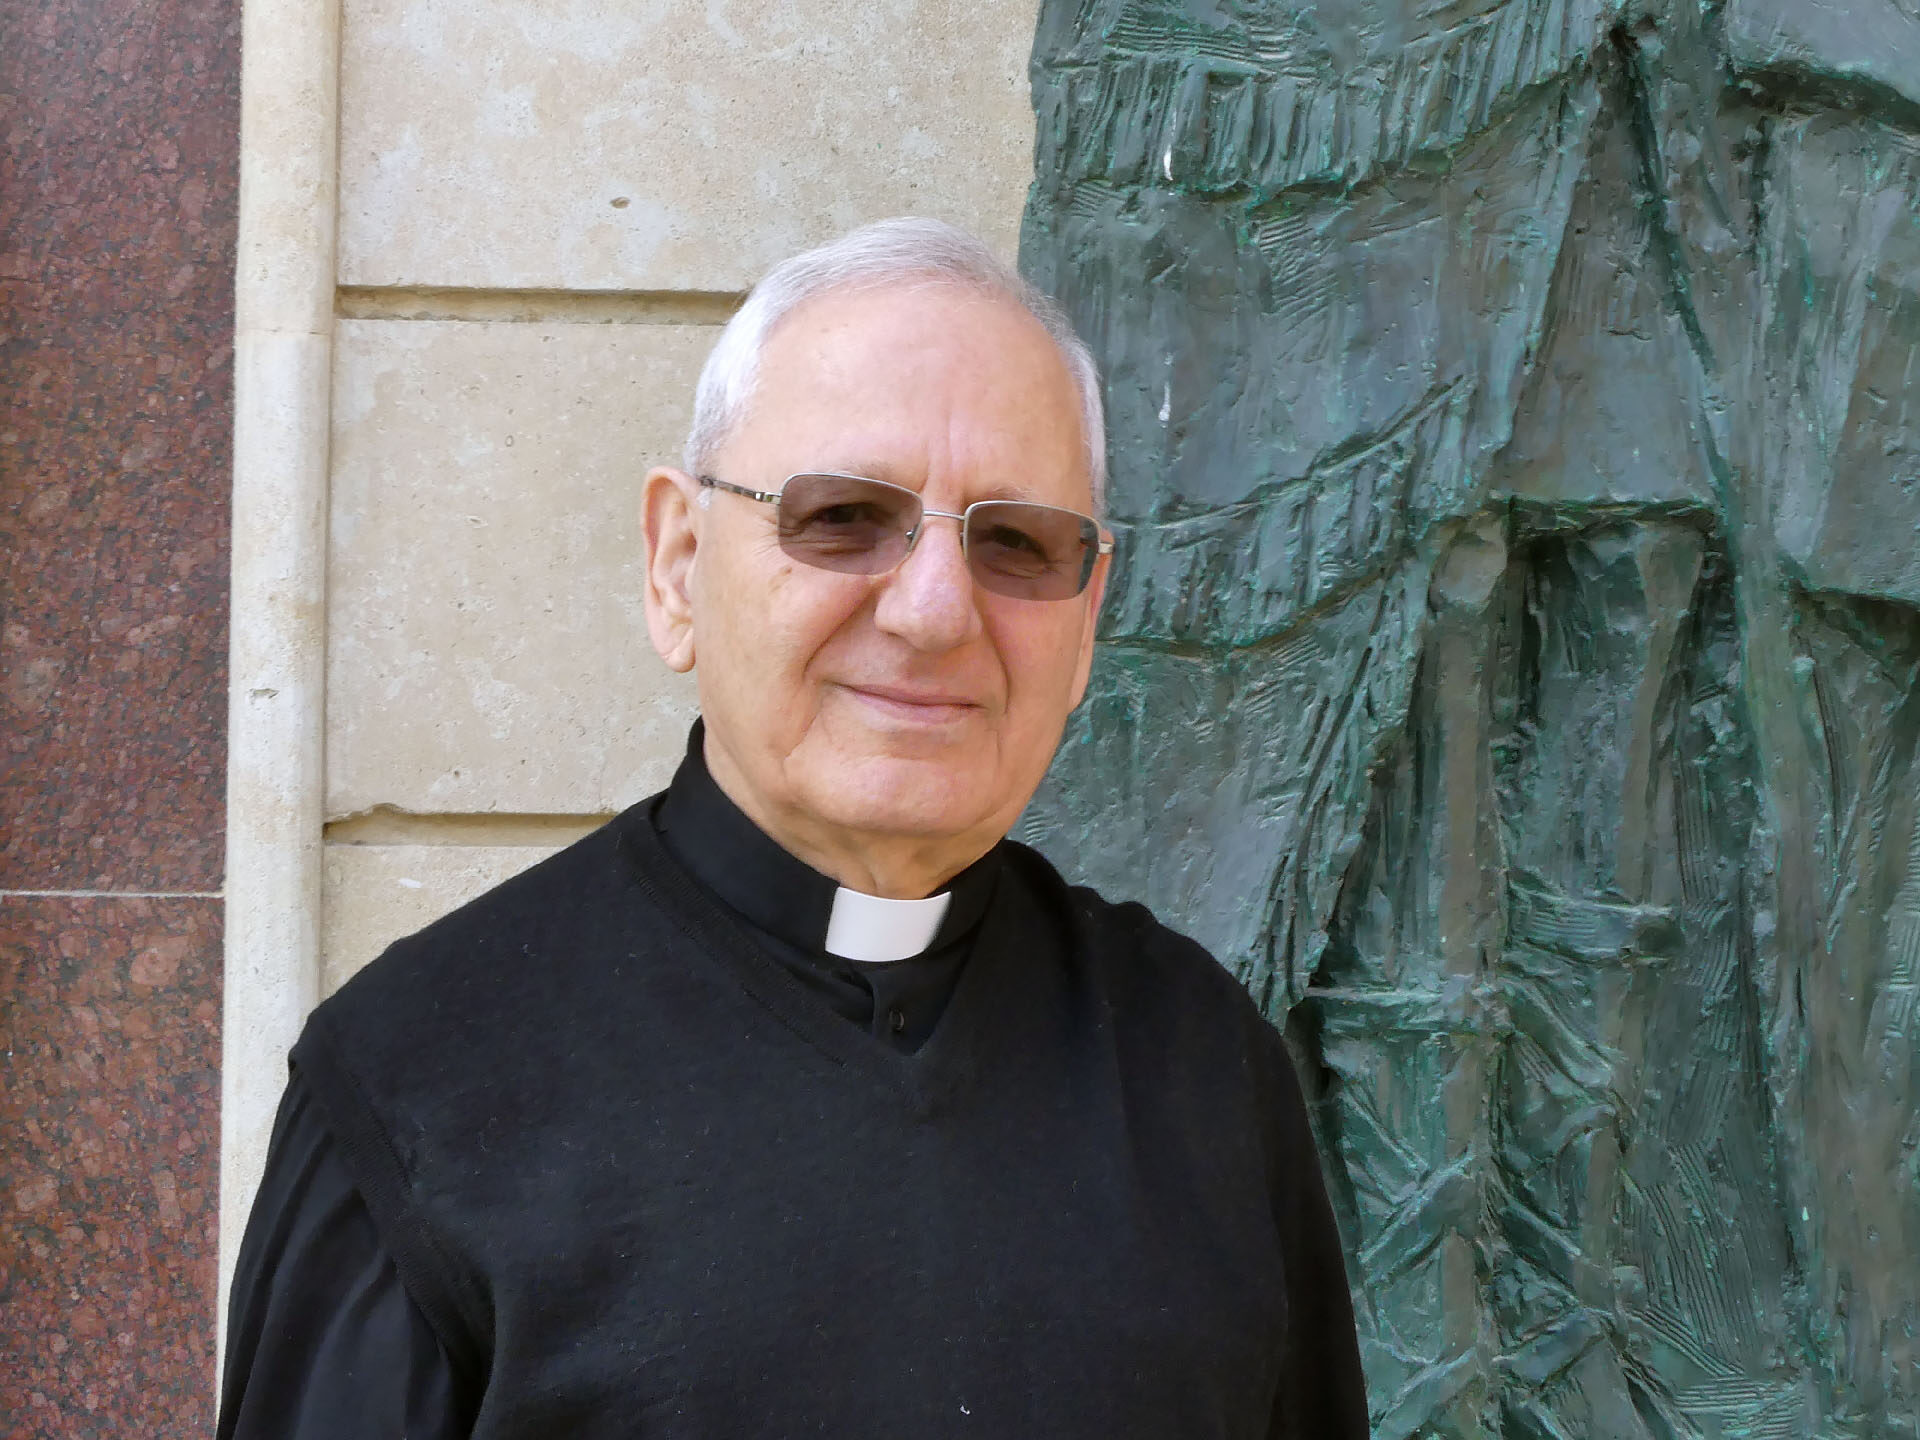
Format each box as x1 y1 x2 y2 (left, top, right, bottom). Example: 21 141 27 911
218 727 1370 1439
652 721 1003 1051
219 729 1003 1438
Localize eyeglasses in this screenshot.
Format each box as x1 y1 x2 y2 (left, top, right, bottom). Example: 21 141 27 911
698 471 1113 602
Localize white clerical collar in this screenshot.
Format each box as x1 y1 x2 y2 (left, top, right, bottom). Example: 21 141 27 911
824 886 952 964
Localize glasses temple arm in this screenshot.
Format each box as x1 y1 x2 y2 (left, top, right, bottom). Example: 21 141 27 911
697 475 785 505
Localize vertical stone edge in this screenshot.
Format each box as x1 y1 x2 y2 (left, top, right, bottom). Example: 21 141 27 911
219 0 342 1378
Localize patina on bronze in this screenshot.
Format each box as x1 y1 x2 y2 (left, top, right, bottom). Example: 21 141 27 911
1021 2 1920 1434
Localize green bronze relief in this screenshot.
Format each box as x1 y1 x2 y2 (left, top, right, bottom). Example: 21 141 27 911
1019 1 1920 1433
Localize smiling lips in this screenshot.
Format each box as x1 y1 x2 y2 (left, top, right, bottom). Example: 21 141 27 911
841 683 983 722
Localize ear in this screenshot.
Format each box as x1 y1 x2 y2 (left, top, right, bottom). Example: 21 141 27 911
642 466 702 672
1064 545 1111 711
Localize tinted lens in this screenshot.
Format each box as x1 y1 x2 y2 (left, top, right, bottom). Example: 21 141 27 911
963 501 1099 601
775 472 918 575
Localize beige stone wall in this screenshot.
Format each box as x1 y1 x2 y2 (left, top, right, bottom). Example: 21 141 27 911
316 0 1041 986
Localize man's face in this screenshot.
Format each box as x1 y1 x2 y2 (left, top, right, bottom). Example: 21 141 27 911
647 281 1107 878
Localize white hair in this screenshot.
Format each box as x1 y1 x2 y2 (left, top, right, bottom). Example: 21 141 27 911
682 217 1107 509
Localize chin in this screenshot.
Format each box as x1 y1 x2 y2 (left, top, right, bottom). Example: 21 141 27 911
807 749 1001 841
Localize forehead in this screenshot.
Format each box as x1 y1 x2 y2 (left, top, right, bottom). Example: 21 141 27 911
730 281 1090 501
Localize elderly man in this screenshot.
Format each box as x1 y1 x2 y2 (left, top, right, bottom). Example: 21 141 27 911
218 219 1368 1439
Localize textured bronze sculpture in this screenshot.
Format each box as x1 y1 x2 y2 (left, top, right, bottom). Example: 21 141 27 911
1019 2 1920 1433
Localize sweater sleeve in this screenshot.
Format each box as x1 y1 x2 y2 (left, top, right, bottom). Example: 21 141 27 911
216 1070 475 1440
1263 1034 1371 1440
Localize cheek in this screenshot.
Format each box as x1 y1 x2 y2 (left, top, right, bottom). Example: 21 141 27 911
984 609 1091 722
717 556 871 692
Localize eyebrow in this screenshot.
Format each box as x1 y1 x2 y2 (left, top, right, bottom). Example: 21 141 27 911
813 462 1047 507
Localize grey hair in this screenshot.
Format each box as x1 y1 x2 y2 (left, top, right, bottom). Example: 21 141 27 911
682 217 1107 509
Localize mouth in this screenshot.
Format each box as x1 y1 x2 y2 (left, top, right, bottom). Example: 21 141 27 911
838 683 983 724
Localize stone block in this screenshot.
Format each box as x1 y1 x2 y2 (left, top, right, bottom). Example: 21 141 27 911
337 0 1040 291
326 318 702 819
321 842 569 993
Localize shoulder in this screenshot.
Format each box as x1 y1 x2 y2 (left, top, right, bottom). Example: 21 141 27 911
1001 842 1308 1151
334 813 626 982
289 804 703 1222
1000 840 1280 1051
299 805 676 1074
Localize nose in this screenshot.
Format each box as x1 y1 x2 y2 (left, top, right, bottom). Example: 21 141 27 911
871 513 983 653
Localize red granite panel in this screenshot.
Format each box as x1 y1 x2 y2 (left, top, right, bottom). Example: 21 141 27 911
0 896 222 1438
0 0 240 891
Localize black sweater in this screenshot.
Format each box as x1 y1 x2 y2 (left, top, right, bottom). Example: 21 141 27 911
226 783 1368 1437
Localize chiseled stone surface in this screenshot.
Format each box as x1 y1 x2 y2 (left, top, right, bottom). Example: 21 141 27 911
321 842 565 993
337 0 1039 291
325 318 703 819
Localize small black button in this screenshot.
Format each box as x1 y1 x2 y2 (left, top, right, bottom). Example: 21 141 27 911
888 1008 906 1033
